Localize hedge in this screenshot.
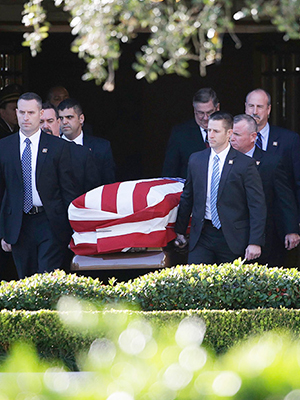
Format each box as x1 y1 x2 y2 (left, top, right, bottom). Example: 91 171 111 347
0 307 300 369
1 261 300 311
1 328 300 399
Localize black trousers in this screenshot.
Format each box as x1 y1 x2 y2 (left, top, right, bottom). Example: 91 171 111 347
11 211 68 279
188 219 241 265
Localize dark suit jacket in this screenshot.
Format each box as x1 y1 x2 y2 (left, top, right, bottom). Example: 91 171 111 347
253 146 299 259
267 125 300 221
162 119 206 179
0 117 17 140
175 146 267 255
68 141 101 198
0 131 76 245
83 134 116 185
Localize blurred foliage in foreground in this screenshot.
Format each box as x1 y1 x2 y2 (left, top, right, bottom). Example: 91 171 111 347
0 303 300 399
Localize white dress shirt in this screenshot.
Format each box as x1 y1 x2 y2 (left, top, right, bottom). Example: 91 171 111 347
200 127 207 142
19 129 43 207
205 144 231 220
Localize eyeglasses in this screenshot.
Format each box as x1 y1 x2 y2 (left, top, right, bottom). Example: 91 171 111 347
194 110 215 118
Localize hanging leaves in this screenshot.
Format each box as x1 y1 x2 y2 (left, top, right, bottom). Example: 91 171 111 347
21 0 300 90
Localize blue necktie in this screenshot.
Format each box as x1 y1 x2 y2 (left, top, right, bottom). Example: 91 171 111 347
256 131 262 149
22 138 33 213
210 154 221 229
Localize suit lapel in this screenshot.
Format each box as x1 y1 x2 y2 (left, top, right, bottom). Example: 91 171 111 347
194 149 210 199
13 133 23 184
218 147 236 199
267 125 280 153
253 146 263 169
190 123 205 146
82 133 93 151
36 131 49 182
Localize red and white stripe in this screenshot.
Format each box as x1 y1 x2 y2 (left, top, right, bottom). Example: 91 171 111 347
68 178 184 255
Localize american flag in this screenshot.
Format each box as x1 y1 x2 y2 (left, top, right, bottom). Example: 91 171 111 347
68 178 185 255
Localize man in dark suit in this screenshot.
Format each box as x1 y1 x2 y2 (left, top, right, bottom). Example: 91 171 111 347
0 84 23 139
175 111 266 265
245 88 300 221
0 92 77 279
231 114 300 266
41 102 100 198
46 85 69 108
57 98 116 185
162 88 220 179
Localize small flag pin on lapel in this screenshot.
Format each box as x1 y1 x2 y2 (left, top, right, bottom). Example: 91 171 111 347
42 148 48 153
228 160 234 164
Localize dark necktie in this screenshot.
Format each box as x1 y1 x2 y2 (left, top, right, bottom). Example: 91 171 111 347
22 138 33 213
256 131 263 149
204 129 209 148
210 154 221 229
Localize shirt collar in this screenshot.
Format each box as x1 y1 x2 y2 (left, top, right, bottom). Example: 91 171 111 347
19 129 41 146
62 130 83 145
245 145 255 158
259 122 269 137
211 143 231 163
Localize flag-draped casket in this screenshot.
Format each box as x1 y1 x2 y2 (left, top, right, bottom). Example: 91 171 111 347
68 178 185 255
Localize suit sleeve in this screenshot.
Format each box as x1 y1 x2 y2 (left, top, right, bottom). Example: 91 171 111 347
162 128 181 178
175 162 193 235
84 150 102 192
101 142 116 185
291 133 300 221
58 141 78 207
0 157 6 238
244 161 267 246
273 158 299 236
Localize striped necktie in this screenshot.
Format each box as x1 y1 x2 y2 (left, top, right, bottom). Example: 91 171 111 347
256 131 263 149
22 138 33 213
210 154 221 229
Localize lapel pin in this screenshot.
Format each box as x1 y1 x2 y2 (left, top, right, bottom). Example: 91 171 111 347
229 160 234 164
273 142 278 147
42 148 48 153
256 161 260 166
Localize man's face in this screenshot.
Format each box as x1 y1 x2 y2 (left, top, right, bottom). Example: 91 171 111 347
245 90 271 131
231 120 257 154
49 87 69 107
17 99 43 137
40 108 60 137
0 101 18 127
58 107 84 140
208 119 231 153
193 100 220 129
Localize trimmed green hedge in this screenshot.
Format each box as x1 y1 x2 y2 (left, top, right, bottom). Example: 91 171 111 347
0 308 300 369
1 261 300 311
